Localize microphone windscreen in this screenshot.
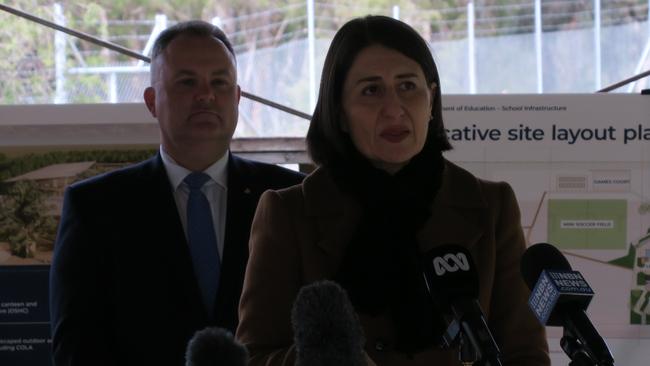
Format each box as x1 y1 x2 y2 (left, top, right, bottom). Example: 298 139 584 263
185 327 248 366
520 242 572 290
291 280 366 366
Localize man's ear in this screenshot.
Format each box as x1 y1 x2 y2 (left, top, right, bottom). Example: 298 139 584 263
236 84 241 104
143 87 156 117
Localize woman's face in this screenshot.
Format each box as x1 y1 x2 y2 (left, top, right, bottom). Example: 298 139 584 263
341 45 435 174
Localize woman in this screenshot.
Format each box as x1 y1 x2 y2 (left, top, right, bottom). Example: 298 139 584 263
236 15 550 366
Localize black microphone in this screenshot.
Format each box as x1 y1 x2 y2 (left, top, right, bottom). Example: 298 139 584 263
421 244 502 366
291 280 367 366
185 327 248 366
521 242 614 366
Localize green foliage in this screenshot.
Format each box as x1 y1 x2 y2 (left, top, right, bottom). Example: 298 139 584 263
0 181 57 258
1 0 648 103
0 1 56 103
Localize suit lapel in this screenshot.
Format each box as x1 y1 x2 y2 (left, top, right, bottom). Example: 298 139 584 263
222 153 256 280
143 153 207 324
214 154 257 329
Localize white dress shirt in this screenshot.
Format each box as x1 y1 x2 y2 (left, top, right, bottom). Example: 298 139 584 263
160 146 228 258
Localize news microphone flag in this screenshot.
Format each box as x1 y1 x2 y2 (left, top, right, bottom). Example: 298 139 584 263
528 269 594 326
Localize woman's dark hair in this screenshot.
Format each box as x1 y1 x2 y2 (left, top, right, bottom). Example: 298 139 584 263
306 15 451 167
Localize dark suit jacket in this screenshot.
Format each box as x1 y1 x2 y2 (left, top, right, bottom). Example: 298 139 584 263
236 160 549 366
49 152 304 366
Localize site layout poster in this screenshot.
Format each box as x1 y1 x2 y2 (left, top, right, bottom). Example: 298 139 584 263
443 93 650 364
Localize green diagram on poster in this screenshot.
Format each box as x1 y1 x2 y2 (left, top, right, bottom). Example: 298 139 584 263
548 199 627 250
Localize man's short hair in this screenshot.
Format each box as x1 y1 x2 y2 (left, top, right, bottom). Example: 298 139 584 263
150 20 236 62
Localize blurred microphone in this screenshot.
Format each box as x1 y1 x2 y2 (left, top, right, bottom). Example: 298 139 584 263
291 280 366 366
185 327 248 366
421 245 502 366
521 242 614 366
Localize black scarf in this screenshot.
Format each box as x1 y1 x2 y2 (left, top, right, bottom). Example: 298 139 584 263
331 142 447 355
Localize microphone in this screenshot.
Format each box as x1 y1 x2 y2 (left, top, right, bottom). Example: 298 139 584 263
291 280 367 366
421 245 502 366
521 242 614 366
185 327 248 366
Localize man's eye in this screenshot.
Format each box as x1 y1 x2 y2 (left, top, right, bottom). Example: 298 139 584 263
212 79 228 87
179 79 196 86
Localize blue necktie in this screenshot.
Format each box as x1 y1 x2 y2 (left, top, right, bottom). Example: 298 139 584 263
184 172 221 318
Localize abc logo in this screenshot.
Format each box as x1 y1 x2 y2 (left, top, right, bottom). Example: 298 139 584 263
433 252 470 275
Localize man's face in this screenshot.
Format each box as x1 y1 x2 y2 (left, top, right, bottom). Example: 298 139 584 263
144 34 240 157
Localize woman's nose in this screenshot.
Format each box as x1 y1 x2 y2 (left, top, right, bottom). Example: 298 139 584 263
380 89 405 118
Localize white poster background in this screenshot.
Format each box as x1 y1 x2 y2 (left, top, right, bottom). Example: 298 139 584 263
442 94 650 365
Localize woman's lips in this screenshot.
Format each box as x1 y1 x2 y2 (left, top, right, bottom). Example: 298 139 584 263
380 127 410 143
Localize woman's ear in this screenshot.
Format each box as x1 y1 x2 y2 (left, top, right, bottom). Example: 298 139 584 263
429 82 438 109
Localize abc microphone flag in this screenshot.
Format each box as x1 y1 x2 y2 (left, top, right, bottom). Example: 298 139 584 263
421 244 502 366
433 251 470 275
421 245 478 303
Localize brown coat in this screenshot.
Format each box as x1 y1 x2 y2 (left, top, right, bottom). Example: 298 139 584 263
236 160 550 366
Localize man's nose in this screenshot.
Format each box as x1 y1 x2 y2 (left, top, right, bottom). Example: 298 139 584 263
195 81 215 103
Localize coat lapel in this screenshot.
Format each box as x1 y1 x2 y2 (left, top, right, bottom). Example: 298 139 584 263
303 161 487 274
303 168 361 253
418 161 487 253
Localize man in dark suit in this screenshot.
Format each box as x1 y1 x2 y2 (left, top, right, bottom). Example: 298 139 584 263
49 21 304 366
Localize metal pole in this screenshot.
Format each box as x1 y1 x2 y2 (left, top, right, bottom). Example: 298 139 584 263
626 39 650 92
467 1 476 94
392 5 400 20
307 0 316 112
109 72 117 103
138 14 167 67
594 0 601 90
599 69 650 92
53 3 67 104
535 0 543 93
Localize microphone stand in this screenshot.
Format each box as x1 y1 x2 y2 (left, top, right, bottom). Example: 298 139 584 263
440 308 503 366
456 300 503 366
560 332 596 366
562 308 615 366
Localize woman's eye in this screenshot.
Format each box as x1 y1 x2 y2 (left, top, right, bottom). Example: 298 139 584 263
400 81 417 91
361 85 379 96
